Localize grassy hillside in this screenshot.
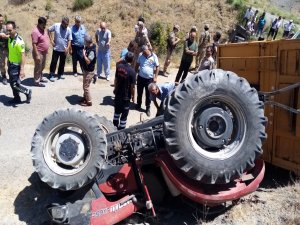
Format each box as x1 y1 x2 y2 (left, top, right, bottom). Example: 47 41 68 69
1 0 238 64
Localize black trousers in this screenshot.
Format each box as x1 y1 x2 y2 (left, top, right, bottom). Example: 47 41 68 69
71 45 84 74
113 98 130 129
50 50 66 76
137 75 153 109
8 63 29 99
175 59 192 83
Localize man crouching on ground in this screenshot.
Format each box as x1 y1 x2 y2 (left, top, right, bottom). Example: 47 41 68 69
80 35 96 107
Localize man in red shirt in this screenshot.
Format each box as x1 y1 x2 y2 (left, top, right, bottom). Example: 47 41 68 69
31 17 49 87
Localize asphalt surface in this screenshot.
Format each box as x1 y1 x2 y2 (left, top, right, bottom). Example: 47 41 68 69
0 64 176 225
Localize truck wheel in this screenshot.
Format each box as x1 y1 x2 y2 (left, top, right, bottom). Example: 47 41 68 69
163 69 267 184
94 115 117 133
31 108 107 191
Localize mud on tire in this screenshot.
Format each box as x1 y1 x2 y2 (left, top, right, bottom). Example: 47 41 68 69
31 108 107 191
163 69 267 184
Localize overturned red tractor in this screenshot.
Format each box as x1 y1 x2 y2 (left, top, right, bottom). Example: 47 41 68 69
31 69 267 224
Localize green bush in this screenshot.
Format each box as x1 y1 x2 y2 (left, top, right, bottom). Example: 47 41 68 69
72 0 93 11
234 0 245 10
148 21 167 56
45 0 52 11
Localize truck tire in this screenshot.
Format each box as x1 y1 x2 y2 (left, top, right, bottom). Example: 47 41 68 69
94 115 117 133
163 69 267 184
31 108 107 191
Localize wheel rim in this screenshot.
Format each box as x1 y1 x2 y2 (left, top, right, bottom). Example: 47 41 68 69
43 123 92 176
188 95 246 160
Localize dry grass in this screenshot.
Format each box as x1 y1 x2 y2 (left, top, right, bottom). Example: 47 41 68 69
203 180 300 225
0 0 238 65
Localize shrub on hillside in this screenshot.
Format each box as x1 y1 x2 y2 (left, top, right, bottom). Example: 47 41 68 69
8 0 32 4
148 21 167 55
72 0 93 11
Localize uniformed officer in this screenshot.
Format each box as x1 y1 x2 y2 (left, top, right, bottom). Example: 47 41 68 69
6 21 32 104
0 14 9 85
113 52 136 129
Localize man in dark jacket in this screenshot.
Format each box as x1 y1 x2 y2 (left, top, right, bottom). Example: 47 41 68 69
80 35 96 106
113 52 136 129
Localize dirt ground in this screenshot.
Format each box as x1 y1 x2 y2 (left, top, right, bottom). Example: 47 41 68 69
0 63 299 225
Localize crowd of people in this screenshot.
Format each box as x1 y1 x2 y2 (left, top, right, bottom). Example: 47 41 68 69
0 14 223 129
242 6 295 40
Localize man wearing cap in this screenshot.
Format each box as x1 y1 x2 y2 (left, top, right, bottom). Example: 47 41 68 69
6 21 32 104
113 52 136 129
31 16 49 87
283 20 294 38
162 24 180 76
133 21 152 68
0 14 9 85
95 21 111 81
48 16 72 81
79 35 97 107
70 16 87 77
135 45 159 117
175 31 198 83
195 24 210 69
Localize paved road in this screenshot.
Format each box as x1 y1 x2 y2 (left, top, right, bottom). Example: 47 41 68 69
0 65 176 225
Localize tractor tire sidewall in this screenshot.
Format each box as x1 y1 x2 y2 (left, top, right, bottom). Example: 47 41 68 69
94 115 117 133
31 108 107 191
164 69 266 184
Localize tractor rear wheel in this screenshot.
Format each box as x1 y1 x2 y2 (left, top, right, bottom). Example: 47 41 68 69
163 69 267 184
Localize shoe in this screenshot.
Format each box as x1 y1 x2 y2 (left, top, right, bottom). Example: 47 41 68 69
26 89 32 103
74 73 78 77
97 74 102 79
106 77 110 81
80 101 92 106
34 82 45 87
93 75 97 84
2 77 8 85
58 75 65 80
146 108 151 117
40 79 48 83
8 97 21 104
165 71 170 75
49 75 55 82
135 104 141 110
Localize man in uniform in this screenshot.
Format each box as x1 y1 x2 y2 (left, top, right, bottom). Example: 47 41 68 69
0 14 8 85
6 21 32 104
195 24 210 69
162 24 180 76
135 45 159 117
113 52 135 130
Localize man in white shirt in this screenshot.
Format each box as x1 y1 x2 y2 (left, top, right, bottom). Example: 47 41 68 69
243 6 254 27
283 20 294 38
